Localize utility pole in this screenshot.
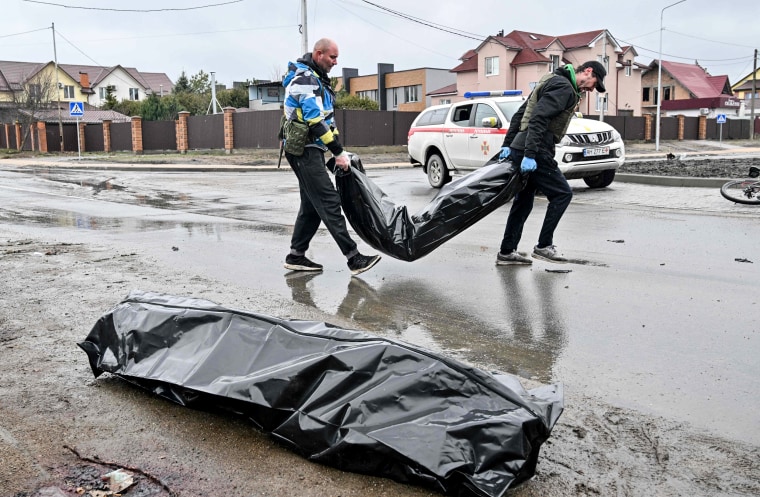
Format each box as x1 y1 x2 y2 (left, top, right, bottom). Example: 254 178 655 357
600 31 606 122
300 0 308 55
52 22 64 152
656 0 687 152
207 71 221 115
752 48 757 139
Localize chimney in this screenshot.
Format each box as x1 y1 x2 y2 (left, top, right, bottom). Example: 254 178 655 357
79 72 90 88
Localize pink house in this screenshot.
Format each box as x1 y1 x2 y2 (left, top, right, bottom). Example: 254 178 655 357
439 29 643 117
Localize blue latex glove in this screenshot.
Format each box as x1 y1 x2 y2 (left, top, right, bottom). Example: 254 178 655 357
499 146 511 160
520 156 537 173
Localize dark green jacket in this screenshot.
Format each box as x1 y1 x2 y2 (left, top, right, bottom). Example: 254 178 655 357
503 65 580 159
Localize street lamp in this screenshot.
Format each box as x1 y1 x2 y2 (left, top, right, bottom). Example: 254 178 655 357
656 0 687 151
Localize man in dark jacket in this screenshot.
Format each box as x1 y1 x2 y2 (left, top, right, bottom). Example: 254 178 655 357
281 38 381 275
495 61 606 265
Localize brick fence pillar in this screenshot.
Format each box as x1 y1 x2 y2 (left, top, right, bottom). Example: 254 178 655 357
14 122 22 151
643 114 653 141
223 107 235 154
698 115 707 140
102 120 112 153
176 111 190 154
130 116 143 154
78 120 86 152
677 115 685 140
3 123 9 148
29 124 36 151
36 122 48 152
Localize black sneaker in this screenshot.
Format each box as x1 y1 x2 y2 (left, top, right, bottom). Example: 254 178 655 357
284 254 323 272
496 251 533 265
347 253 381 275
531 245 568 263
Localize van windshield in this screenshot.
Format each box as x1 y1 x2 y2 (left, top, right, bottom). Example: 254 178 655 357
496 100 524 122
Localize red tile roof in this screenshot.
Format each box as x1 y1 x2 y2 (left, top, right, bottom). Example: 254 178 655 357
426 83 457 96
557 30 605 49
659 60 730 98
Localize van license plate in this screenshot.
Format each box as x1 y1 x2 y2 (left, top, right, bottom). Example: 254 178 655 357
583 147 609 157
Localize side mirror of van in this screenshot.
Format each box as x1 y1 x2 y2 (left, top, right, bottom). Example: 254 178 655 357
481 117 500 128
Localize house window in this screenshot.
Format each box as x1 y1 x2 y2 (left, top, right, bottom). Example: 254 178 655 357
63 85 75 98
99 87 109 99
129 88 140 100
625 65 631 77
643 87 650 102
550 55 560 72
404 85 419 103
439 98 451 105
485 56 499 76
357 89 378 101
392 88 398 108
663 86 672 101
28 84 42 99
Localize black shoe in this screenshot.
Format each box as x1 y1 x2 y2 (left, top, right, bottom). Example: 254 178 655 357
284 254 323 272
347 253 381 275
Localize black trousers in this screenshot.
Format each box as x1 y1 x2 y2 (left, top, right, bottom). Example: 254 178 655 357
499 148 573 253
286 147 358 257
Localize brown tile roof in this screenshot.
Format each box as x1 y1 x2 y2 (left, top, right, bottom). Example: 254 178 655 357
426 83 457 96
556 30 605 49
659 60 730 98
498 31 556 51
0 60 173 94
511 48 552 66
451 52 478 73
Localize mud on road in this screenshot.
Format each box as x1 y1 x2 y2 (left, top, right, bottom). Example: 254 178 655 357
1 231 759 497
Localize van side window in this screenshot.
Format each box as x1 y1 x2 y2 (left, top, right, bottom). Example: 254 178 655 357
474 103 498 127
452 104 473 126
429 108 448 125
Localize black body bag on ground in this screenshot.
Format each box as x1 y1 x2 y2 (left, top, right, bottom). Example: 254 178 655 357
79 291 563 497
332 154 525 261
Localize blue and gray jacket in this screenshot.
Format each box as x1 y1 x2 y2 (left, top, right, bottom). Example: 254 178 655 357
282 53 344 156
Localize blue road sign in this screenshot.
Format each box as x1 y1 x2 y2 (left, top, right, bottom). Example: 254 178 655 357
69 101 84 117
716 114 727 124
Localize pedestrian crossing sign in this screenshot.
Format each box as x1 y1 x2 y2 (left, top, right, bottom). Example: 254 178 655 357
69 101 84 117
716 114 726 124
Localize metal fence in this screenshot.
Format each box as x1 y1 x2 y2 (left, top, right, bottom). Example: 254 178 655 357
143 120 177 151
4 112 757 154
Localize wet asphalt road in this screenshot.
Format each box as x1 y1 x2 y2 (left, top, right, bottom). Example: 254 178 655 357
0 163 757 444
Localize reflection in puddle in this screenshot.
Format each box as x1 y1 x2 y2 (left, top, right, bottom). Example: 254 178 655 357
0 207 291 238
282 268 571 383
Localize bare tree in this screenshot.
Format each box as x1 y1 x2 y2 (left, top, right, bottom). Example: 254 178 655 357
4 72 58 151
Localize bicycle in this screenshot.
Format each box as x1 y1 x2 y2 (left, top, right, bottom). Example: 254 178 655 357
720 166 760 205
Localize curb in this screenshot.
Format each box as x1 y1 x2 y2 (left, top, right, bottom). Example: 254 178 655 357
615 174 728 188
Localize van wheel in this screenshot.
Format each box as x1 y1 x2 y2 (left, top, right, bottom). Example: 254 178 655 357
583 170 616 188
427 153 450 188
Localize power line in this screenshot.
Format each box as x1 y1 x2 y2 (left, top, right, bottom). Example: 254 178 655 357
22 0 242 12
356 0 486 41
0 26 51 39
666 29 757 50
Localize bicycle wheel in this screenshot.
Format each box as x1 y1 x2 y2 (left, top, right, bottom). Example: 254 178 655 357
720 180 760 205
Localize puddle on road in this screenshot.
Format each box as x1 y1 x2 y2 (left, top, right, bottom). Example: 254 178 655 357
0 207 291 237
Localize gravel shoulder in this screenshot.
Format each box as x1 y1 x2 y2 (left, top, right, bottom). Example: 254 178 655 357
2 139 760 496
1 229 759 497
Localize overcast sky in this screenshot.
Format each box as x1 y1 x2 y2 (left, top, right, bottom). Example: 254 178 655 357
3 0 758 88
